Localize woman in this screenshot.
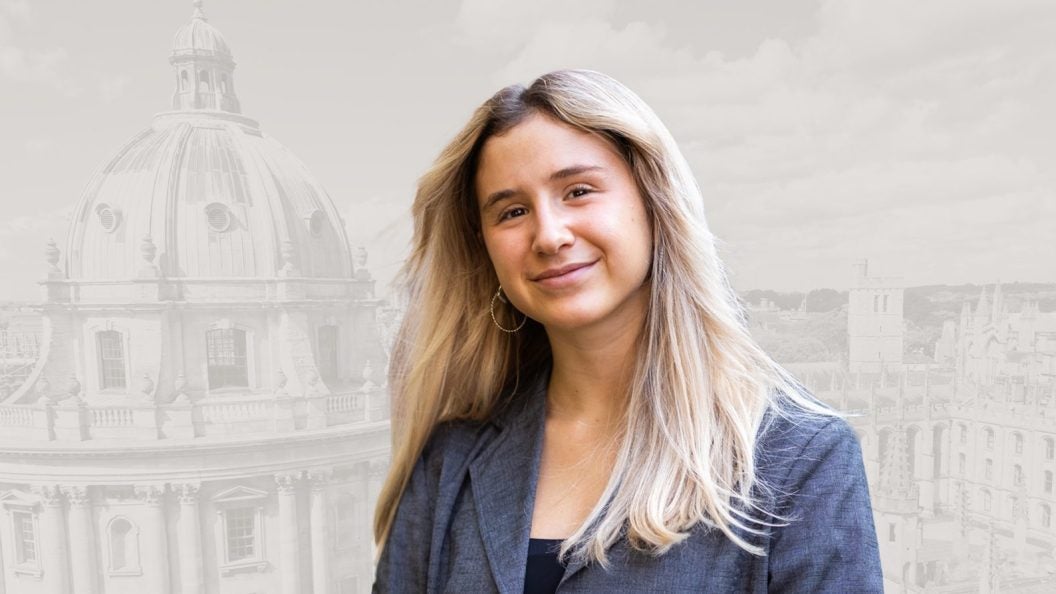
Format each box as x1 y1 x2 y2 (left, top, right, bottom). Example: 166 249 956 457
373 69 882 593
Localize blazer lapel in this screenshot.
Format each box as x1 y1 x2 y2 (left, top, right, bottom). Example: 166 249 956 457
468 375 548 594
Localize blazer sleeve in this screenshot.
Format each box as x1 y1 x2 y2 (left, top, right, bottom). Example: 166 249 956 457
766 417 884 593
372 439 439 593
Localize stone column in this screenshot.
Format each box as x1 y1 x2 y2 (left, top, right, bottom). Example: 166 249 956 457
136 485 170 594
37 486 69 594
176 484 203 594
275 473 301 594
62 487 96 594
308 471 331 594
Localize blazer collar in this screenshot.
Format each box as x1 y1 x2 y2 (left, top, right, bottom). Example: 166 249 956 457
468 370 549 594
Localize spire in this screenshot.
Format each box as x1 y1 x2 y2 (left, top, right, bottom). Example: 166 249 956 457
975 286 990 318
192 0 206 21
991 281 1004 322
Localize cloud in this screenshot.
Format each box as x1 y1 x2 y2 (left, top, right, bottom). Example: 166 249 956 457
0 43 80 96
454 0 617 55
0 0 29 24
98 75 130 104
24 136 52 155
0 207 70 261
452 0 1055 288
0 1 81 97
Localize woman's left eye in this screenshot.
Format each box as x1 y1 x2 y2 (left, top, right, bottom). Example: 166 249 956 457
568 186 592 199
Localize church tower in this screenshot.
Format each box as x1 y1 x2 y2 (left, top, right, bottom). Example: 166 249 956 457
848 259 904 373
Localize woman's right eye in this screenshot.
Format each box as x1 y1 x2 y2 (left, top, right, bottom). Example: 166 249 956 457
499 207 527 221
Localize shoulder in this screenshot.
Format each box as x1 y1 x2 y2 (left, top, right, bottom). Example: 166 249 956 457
418 418 492 475
755 399 865 496
757 398 883 591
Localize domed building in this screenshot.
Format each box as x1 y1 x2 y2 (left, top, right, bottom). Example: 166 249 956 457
0 3 389 593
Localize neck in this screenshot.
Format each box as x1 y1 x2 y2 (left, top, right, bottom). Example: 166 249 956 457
544 316 642 427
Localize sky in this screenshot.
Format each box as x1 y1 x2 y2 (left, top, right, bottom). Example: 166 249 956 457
0 0 1053 301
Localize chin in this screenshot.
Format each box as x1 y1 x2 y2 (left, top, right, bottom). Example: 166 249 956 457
532 307 613 332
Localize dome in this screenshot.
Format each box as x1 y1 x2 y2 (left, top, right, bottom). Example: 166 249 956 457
65 112 354 281
62 0 355 286
171 1 231 57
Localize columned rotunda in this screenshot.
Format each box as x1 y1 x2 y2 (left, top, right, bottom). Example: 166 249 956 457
0 3 388 593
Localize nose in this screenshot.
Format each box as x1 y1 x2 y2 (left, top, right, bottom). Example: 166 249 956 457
531 202 574 255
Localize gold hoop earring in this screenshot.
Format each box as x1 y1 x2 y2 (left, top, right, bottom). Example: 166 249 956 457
490 286 527 333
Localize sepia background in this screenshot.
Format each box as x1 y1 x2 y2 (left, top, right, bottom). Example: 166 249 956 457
0 0 1052 592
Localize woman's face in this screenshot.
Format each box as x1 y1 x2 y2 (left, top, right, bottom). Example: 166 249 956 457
475 113 653 336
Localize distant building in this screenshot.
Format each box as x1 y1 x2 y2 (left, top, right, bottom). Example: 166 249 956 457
753 263 1056 591
796 272 1056 592
0 3 388 594
847 259 904 373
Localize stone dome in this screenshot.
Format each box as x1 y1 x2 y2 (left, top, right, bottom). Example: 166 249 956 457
64 1 354 283
65 115 353 281
171 0 231 57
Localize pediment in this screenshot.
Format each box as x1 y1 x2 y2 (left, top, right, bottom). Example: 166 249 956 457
0 489 40 510
212 485 268 504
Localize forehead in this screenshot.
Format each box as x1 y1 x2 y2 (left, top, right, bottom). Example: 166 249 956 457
474 114 624 198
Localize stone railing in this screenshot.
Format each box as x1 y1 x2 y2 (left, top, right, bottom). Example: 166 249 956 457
0 405 33 426
0 386 389 443
91 407 135 428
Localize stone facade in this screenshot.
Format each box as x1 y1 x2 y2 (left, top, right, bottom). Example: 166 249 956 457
789 273 1056 592
0 3 389 593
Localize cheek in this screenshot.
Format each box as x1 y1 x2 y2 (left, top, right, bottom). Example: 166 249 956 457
482 235 519 280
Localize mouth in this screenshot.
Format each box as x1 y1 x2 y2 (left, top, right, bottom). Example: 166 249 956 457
531 260 597 285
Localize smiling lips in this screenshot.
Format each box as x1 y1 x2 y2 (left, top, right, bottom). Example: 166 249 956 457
530 260 597 287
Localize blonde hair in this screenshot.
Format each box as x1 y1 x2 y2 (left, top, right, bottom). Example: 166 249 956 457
374 69 838 567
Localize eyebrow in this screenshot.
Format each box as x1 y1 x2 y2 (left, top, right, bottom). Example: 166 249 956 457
480 164 605 212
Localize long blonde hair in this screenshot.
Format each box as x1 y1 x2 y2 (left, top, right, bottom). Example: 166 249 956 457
374 69 838 567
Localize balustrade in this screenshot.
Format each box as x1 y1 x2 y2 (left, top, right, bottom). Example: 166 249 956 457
0 386 387 441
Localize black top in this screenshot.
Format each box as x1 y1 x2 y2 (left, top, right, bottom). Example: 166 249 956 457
524 538 565 594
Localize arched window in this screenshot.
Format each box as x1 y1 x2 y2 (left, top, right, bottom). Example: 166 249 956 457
1045 470 1053 494
985 427 994 450
97 330 127 389
1014 433 1024 455
220 73 229 94
882 295 889 312
1043 504 1052 529
206 328 248 388
199 70 211 92
959 423 967 445
981 489 992 512
985 458 993 480
180 70 189 90
107 516 140 575
1014 464 1024 486
1046 437 1055 461
958 453 966 476
873 295 880 313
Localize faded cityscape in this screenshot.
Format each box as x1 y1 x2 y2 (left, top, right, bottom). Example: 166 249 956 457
1 1 1053 593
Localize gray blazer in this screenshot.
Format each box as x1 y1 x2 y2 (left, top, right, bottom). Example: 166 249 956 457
373 374 883 593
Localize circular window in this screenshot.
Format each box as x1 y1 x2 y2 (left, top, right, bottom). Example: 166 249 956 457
308 210 325 237
204 203 232 233
95 203 121 233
